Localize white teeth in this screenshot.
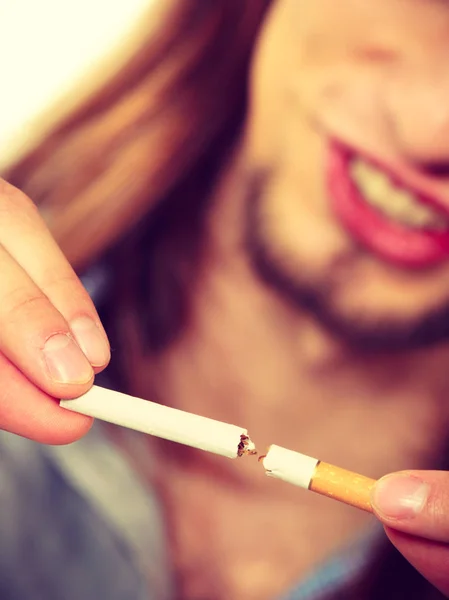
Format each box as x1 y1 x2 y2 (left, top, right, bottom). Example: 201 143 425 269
350 158 449 230
391 190 416 212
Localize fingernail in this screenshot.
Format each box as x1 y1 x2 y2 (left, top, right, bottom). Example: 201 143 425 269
44 334 93 384
372 474 430 519
70 316 110 367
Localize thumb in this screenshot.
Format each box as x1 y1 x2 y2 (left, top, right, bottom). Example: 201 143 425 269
371 470 449 542
371 470 449 596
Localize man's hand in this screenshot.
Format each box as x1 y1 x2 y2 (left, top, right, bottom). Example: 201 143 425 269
0 178 110 444
372 470 449 597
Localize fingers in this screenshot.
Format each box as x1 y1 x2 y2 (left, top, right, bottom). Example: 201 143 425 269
371 470 449 597
384 528 449 597
0 180 110 401
371 470 449 542
0 352 93 445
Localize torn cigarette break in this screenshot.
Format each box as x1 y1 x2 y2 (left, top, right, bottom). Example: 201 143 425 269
262 444 375 513
238 435 258 457
60 386 256 460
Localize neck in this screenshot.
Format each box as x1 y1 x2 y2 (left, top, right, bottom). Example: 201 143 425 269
119 158 449 599
141 158 449 478
150 264 449 478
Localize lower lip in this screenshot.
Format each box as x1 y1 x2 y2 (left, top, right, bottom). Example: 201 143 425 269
327 141 449 269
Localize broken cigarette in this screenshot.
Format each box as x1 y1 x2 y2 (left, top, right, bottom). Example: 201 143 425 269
60 386 256 459
261 445 376 512
60 388 376 512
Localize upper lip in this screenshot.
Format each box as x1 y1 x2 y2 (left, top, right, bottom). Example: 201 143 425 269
335 139 449 218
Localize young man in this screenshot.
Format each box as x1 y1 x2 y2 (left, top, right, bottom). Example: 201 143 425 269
1 1 449 598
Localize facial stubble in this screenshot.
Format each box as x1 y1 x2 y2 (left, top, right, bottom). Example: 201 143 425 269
244 170 449 353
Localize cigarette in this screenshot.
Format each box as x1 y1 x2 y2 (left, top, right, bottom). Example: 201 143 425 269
261 445 376 512
60 386 257 459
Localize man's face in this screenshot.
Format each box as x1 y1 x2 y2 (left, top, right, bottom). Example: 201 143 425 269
245 0 449 351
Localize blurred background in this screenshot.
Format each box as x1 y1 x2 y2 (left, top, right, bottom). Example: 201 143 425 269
0 1 441 599
0 0 155 169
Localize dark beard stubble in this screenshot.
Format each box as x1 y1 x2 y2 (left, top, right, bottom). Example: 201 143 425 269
244 170 449 353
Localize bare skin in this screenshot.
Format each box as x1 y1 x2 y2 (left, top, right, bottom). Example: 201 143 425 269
116 1 449 597
4 0 449 598
0 178 110 444
120 160 449 599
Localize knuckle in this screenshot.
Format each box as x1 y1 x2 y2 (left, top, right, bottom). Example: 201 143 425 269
1 287 51 323
41 270 80 292
40 270 92 307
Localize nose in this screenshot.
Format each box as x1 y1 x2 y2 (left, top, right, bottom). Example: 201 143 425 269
385 71 449 171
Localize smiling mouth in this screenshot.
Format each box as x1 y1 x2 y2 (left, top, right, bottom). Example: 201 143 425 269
350 159 449 230
328 140 449 268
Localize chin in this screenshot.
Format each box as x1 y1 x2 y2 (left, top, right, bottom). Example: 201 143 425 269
245 173 449 353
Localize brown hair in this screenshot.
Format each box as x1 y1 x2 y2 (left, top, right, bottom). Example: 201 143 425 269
6 0 271 355
6 1 271 270
5 3 444 598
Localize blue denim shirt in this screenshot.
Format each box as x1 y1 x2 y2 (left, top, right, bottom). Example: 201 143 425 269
0 423 377 600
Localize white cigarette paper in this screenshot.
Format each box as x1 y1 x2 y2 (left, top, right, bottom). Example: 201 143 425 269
262 444 319 488
60 386 255 459
262 444 376 512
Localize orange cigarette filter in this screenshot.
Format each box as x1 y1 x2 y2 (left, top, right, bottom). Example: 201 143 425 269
262 445 376 513
310 461 376 512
